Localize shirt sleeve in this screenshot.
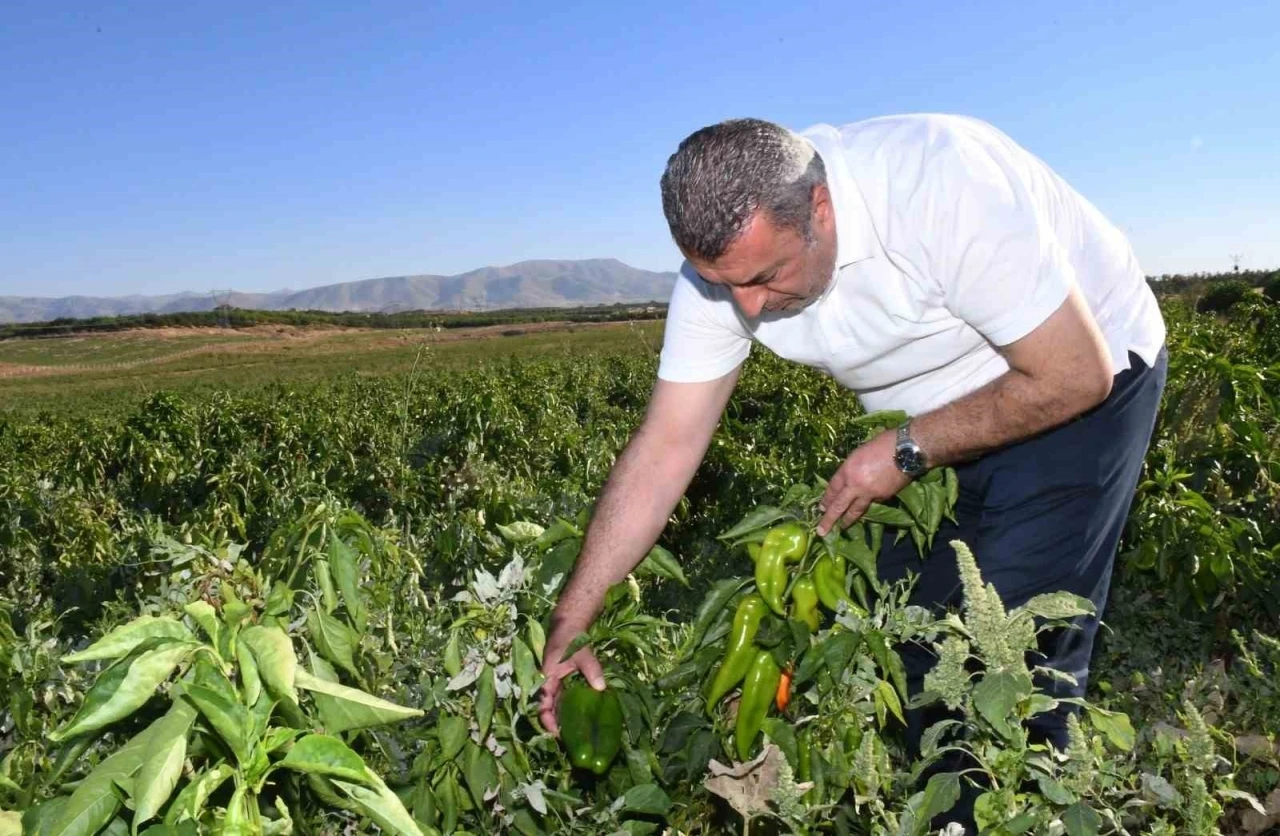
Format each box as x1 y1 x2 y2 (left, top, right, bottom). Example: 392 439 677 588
917 129 1076 347
656 261 753 382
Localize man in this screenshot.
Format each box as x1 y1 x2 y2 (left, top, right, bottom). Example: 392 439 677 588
538 114 1167 763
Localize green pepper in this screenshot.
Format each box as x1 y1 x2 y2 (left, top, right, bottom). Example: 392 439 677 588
557 678 624 775
790 574 821 631
735 649 782 761
765 522 810 561
747 542 762 563
705 594 768 712
796 727 813 783
798 727 818 804
755 522 809 615
813 554 864 616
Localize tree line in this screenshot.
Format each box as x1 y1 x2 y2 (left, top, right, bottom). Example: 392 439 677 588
2 267 1277 341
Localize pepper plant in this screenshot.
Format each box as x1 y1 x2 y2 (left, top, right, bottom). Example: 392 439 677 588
17 522 427 836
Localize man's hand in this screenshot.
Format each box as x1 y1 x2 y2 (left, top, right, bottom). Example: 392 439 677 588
538 632 606 737
816 428 910 536
533 369 743 736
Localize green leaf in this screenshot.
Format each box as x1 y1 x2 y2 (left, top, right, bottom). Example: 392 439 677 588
1012 592 1096 621
61 617 193 664
130 723 190 832
865 632 909 702
49 701 196 836
1061 801 1102 836
860 503 916 528
438 715 469 763
295 669 423 732
328 532 368 633
559 632 594 664
308 608 360 680
475 665 496 741
463 742 499 810
532 518 580 550
837 533 879 590
262 726 299 755
636 544 688 586
511 637 539 698
163 764 233 827
1084 706 1135 752
235 639 262 707
821 631 861 677
851 409 909 430
100 819 128 836
527 619 546 665
716 506 789 541
536 537 580 594
496 521 545 544
761 718 797 771
0 812 21 836
1036 774 1075 805
332 776 425 836
182 602 221 648
917 772 961 827
183 683 251 765
443 630 463 677
688 579 750 654
972 670 1033 741
875 679 906 726
622 784 672 816
918 719 961 761
278 734 375 785
23 798 67 836
239 625 297 703
264 581 294 617
51 642 195 742
1216 788 1266 815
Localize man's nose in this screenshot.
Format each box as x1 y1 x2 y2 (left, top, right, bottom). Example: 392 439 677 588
731 284 767 317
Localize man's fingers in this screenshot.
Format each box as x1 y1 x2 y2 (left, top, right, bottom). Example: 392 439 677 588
575 649 606 690
537 648 606 737
818 473 846 514
816 489 853 536
537 662 566 737
540 681 560 732
840 497 871 528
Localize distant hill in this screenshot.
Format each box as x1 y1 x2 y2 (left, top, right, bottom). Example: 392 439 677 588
0 259 680 324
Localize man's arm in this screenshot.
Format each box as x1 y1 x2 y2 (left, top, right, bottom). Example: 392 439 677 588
909 283 1113 466
817 286 1113 534
538 365 741 734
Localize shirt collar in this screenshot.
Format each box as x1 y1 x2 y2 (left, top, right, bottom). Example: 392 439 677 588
800 124 878 271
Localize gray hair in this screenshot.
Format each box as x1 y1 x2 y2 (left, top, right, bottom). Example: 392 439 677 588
659 118 827 261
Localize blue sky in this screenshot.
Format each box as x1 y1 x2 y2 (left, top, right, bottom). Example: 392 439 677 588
1 0 1277 298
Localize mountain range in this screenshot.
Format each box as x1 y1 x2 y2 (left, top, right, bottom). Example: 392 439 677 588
0 259 681 323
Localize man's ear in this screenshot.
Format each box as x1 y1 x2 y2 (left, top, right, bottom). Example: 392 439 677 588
811 183 833 223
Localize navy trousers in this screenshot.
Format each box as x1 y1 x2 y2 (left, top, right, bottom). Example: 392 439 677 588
876 347 1168 816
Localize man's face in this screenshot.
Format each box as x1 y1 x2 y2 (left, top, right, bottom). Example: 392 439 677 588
687 185 838 318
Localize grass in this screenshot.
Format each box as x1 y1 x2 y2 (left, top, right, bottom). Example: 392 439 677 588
0 321 667 416
0 331 256 366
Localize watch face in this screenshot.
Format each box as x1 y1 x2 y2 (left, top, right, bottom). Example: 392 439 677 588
895 446 924 474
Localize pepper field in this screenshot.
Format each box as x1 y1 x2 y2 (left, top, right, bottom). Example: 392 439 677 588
0 296 1278 835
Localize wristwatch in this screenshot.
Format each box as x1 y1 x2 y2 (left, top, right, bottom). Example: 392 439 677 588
893 420 929 478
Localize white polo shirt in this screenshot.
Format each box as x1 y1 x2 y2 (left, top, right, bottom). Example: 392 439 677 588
656 113 1167 417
